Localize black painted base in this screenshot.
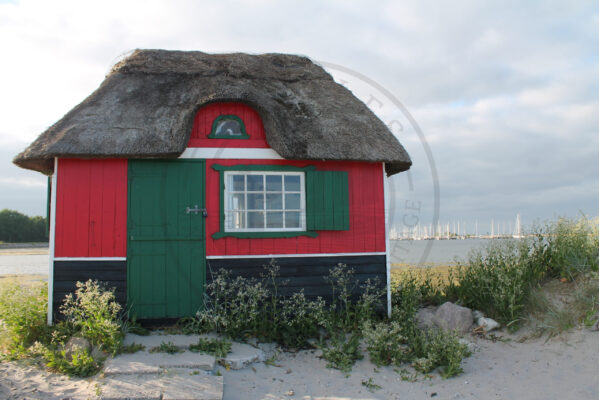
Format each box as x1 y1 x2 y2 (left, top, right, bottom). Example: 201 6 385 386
51 254 388 320
53 260 126 319
206 254 387 303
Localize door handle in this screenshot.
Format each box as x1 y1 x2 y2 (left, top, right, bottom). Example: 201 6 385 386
185 205 208 217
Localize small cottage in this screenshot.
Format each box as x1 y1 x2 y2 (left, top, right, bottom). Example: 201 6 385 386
14 50 412 322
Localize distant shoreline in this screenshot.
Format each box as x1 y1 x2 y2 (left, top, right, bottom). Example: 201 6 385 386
0 242 48 249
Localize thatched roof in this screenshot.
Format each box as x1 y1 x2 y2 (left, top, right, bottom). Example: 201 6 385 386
14 49 411 176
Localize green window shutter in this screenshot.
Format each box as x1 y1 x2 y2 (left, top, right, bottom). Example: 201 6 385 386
306 170 349 231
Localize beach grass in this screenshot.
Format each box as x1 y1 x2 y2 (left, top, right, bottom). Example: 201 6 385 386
391 264 457 288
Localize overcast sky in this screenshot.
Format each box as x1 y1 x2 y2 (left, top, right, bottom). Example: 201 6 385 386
1 0 597 234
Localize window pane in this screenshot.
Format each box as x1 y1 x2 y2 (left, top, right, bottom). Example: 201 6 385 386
285 193 300 210
247 193 264 210
266 212 283 228
215 118 243 136
266 175 282 191
284 175 300 191
247 175 264 191
227 211 245 229
247 212 264 228
285 212 301 228
231 175 245 191
230 193 245 210
266 194 282 210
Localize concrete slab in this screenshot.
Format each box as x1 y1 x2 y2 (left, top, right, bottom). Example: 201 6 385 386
221 342 266 370
99 371 223 400
104 352 216 375
98 375 162 400
161 372 223 400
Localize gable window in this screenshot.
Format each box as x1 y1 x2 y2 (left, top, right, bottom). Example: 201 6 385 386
212 164 350 239
224 171 305 232
208 115 250 139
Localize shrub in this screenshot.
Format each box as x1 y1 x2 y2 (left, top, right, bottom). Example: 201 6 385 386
444 239 543 325
362 320 410 366
191 269 270 339
44 347 99 377
59 280 123 355
278 291 327 348
320 332 363 373
185 261 383 348
442 217 599 327
535 217 599 280
0 280 48 359
410 329 471 378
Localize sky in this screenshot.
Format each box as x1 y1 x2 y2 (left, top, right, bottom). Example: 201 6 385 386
0 0 598 235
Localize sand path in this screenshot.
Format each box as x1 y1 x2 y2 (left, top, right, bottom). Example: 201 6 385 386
1 328 597 400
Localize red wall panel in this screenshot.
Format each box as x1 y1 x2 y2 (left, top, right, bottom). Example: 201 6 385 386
55 159 128 257
188 102 269 148
205 159 385 256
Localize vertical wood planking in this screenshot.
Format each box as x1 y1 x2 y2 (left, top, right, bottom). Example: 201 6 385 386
187 102 269 148
55 159 127 257
204 160 386 256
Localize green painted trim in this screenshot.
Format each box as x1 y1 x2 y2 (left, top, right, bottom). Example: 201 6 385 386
212 231 318 239
212 163 318 239
212 164 316 172
207 115 250 139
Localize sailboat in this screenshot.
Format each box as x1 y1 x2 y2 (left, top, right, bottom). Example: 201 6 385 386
512 214 523 239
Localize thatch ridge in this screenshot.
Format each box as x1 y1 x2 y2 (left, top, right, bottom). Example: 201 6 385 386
14 49 411 176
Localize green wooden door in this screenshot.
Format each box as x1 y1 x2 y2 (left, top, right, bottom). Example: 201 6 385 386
127 160 206 319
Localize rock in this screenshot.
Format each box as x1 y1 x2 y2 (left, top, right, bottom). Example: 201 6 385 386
64 337 91 361
458 338 479 353
472 310 485 320
91 345 108 361
416 306 437 330
432 302 474 335
257 342 277 359
477 317 500 332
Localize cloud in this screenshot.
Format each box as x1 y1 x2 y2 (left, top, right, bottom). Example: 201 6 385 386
0 0 597 227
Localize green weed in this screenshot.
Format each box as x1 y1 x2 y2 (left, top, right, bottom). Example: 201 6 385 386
189 337 231 358
149 341 183 354
119 342 145 354
361 377 382 392
320 332 363 374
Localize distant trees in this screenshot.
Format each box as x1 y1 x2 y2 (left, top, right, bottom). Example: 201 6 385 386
0 209 48 243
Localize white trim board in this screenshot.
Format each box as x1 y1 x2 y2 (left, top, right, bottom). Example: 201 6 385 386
383 162 392 318
179 147 284 160
54 257 127 262
206 252 385 260
47 158 58 325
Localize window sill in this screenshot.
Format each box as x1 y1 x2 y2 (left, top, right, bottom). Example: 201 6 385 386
212 231 318 239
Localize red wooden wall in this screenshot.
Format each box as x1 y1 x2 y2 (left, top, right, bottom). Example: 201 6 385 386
188 102 269 148
53 102 387 258
54 158 128 257
205 159 386 256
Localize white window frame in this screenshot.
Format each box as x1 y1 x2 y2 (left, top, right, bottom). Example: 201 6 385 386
223 171 306 232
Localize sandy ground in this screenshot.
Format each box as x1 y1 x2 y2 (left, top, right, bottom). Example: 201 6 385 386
1 328 598 400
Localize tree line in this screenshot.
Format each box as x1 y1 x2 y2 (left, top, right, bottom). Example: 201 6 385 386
0 209 48 243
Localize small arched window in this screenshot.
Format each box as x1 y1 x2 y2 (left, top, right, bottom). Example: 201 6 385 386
208 115 250 139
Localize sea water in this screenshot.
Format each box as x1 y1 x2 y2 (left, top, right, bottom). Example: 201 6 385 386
390 238 503 266
0 238 508 275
